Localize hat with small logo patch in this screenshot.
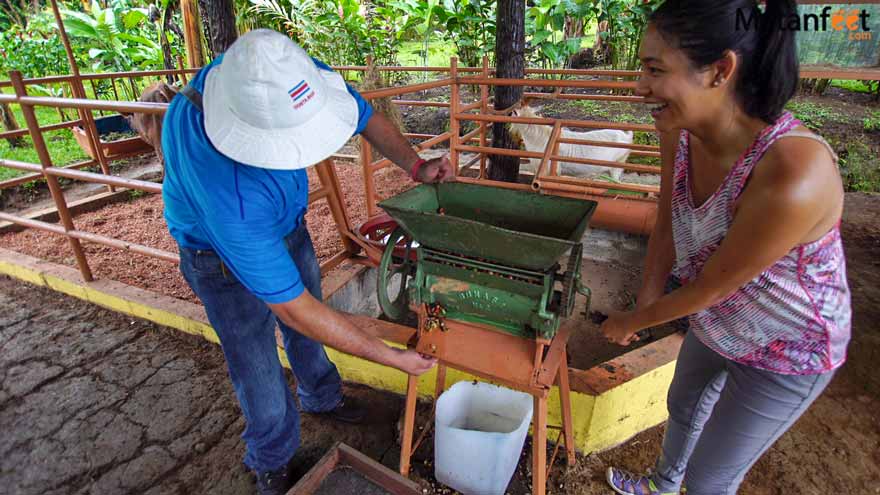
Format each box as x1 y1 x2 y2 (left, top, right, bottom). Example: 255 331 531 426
202 29 358 170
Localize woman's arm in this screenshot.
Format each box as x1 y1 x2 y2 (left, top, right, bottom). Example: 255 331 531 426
602 137 839 344
635 130 677 309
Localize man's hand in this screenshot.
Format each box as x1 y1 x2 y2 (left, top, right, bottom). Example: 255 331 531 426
600 311 641 346
390 348 438 375
270 292 437 376
414 155 454 184
361 115 455 183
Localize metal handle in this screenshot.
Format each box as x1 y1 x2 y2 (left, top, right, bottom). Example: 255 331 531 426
577 278 592 320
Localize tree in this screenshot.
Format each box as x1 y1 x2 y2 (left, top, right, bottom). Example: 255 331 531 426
488 0 525 183
198 0 237 57
1 103 26 148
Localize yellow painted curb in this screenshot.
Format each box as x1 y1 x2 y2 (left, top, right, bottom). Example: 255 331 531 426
0 249 676 454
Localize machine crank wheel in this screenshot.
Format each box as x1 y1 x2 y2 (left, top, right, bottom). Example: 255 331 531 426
377 227 416 322
559 245 583 318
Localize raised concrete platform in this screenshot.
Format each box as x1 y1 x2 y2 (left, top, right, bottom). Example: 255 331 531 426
0 246 681 454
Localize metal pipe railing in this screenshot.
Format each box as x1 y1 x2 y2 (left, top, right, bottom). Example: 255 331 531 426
360 78 454 100
0 159 97 190
8 70 93 280
1 158 163 193
0 94 167 114
2 57 672 290
458 112 655 133
0 118 83 140
0 212 179 263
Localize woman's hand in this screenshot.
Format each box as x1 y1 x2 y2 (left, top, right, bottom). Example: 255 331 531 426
601 311 642 346
415 155 454 183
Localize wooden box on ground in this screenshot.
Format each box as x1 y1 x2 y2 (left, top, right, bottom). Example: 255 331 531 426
72 114 152 160
287 442 421 495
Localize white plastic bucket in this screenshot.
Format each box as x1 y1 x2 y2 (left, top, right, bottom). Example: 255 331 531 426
434 381 534 495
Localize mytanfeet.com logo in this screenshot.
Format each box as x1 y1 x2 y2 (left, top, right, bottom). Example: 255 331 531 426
736 5 872 41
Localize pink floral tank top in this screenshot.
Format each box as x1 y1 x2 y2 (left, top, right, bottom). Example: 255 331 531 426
671 112 851 375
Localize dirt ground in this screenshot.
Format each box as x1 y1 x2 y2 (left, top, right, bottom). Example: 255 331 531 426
1 192 878 494
1 84 878 494
0 159 415 304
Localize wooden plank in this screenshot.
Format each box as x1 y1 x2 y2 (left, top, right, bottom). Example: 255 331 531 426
338 443 421 495
286 444 341 494
535 323 573 388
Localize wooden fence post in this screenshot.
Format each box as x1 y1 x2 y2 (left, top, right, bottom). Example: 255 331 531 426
9 71 93 282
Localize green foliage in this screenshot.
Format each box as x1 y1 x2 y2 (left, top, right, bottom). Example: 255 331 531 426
0 86 90 182
1 0 183 95
0 28 73 79
837 138 880 193
0 127 90 180
864 110 880 132
830 80 874 94
526 0 593 69
61 1 159 79
387 0 495 69
785 100 841 130
433 0 495 69
597 0 663 70
248 0 406 66
128 189 147 199
397 39 455 67
0 7 84 79
573 99 603 115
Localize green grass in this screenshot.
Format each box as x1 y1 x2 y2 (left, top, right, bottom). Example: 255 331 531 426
785 100 842 130
0 130 89 180
836 137 880 192
572 99 606 116
0 107 91 180
830 79 874 94
397 39 457 67
863 110 880 132
0 84 127 182
395 26 600 68
571 100 654 125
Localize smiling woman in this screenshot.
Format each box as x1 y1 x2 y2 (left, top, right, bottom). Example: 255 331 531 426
601 1 852 495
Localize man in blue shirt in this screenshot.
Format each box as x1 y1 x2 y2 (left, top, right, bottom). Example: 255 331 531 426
161 29 448 495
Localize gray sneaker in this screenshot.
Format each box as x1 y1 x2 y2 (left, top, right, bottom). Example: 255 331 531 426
606 467 678 495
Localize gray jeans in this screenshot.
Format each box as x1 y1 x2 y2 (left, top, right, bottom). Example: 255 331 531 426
652 331 835 494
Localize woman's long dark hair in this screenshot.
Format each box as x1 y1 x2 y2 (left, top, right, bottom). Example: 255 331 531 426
649 0 799 123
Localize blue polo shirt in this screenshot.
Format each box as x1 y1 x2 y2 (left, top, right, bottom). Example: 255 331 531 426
162 55 373 304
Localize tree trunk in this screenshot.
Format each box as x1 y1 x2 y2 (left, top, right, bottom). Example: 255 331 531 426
198 0 238 57
160 2 177 84
564 16 584 39
488 0 525 183
181 0 206 67
1 103 26 148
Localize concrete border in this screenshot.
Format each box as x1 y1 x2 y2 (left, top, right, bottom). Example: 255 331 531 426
0 247 680 454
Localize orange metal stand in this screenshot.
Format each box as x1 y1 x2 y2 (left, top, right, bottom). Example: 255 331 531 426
399 305 576 495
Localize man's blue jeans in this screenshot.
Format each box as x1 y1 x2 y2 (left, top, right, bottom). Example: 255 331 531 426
178 220 342 473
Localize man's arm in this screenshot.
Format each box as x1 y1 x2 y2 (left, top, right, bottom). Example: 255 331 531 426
361 113 453 183
269 291 436 376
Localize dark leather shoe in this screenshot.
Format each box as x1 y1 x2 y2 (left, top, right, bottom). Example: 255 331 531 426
255 460 294 495
310 396 367 424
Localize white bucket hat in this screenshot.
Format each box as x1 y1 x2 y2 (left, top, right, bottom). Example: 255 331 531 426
202 29 359 170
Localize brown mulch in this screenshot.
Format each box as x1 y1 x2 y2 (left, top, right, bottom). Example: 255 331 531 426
0 161 415 304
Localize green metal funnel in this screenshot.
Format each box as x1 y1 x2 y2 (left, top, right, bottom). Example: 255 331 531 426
377 182 597 271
